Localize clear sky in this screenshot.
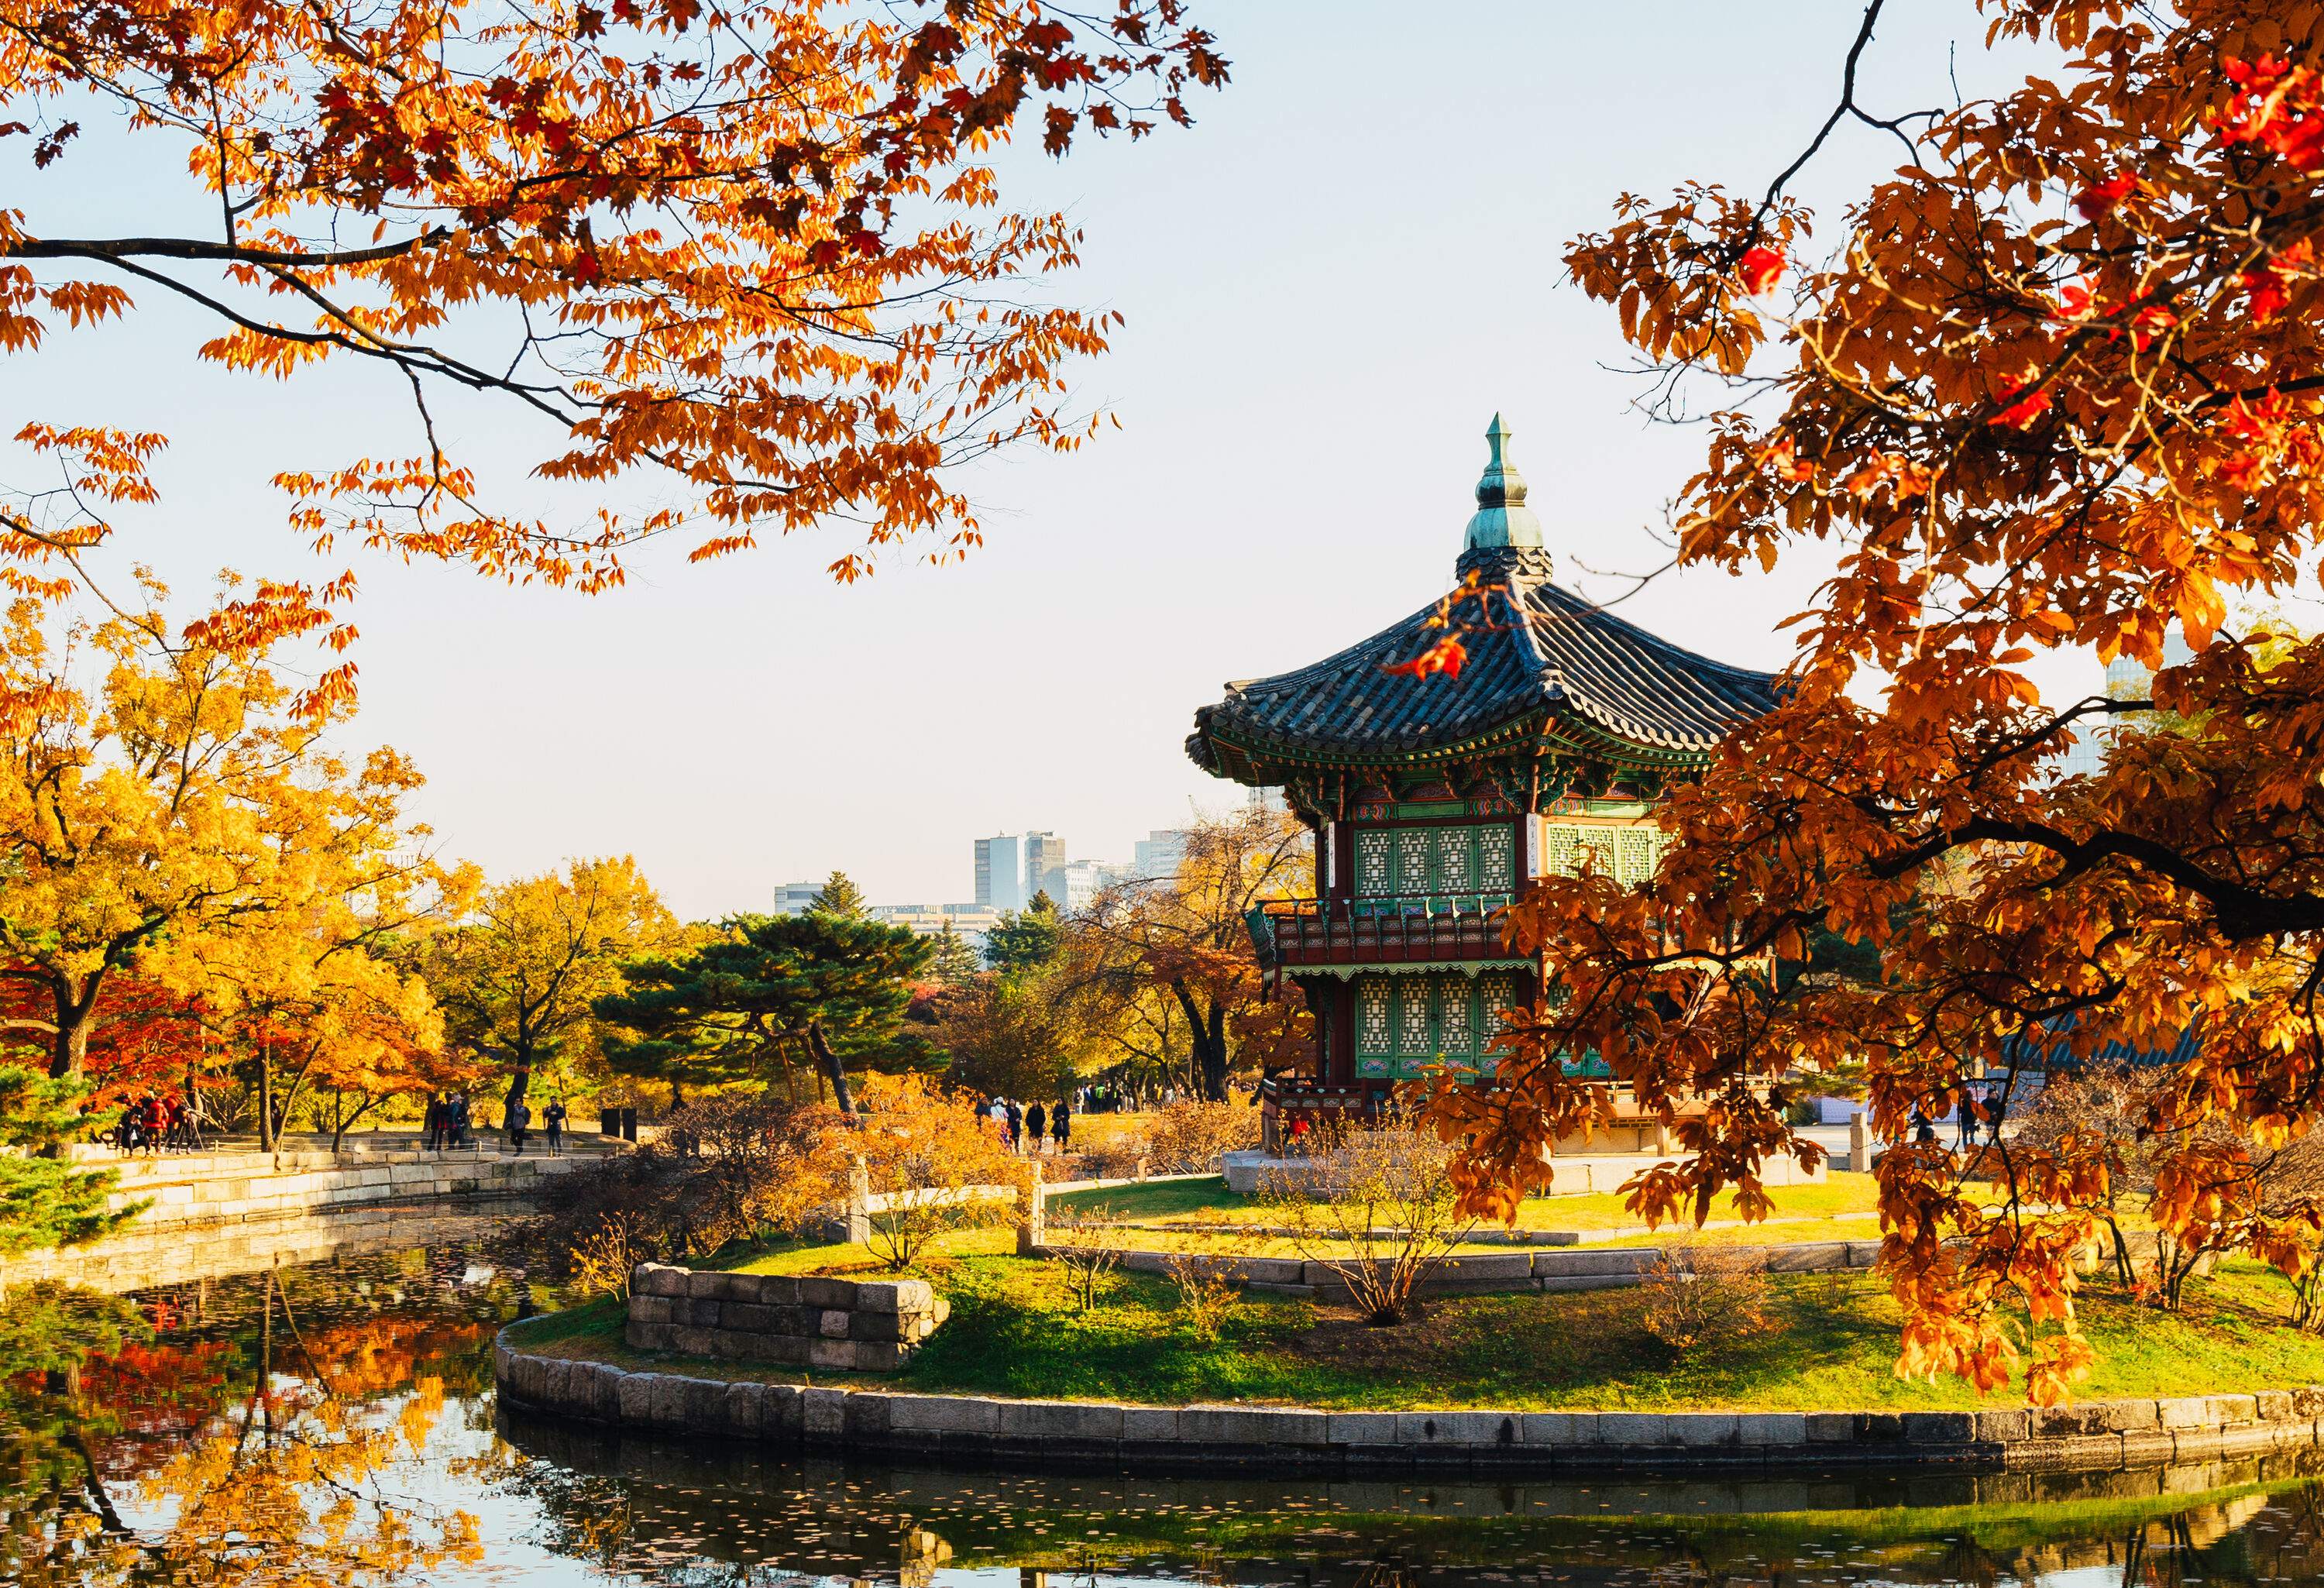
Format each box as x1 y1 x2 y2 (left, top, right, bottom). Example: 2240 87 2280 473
2 3 2078 920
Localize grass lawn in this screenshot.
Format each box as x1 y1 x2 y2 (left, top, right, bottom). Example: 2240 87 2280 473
1052 1172 1887 1244
516 1229 2324 1411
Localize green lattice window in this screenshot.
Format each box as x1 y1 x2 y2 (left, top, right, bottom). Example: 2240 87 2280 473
1351 823 1520 899
1540 821 1665 886
1353 974 1492 1080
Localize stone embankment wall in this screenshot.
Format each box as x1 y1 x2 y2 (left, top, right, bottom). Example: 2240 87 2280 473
1037 1233 2182 1301
625 1263 947 1371
2 1148 583 1291
1220 1148 1827 1197
494 1328 2324 1476
1043 1239 1886 1299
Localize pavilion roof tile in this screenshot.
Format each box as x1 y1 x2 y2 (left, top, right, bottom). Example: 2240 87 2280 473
1189 556 1781 770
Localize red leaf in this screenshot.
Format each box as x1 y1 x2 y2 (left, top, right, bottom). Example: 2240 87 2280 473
1382 635 1468 681
1737 245 1785 297
2072 170 2137 220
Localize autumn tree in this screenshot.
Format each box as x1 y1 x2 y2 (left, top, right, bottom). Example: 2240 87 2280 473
424 857 678 1108
0 0 1228 657
1435 0 2324 1401
923 966 1103 1099
0 588 441 1089
1073 806 1310 1101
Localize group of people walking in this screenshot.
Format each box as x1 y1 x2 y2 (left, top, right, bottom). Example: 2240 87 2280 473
418 1092 567 1153
423 1091 569 1155
422 1093 473 1150
985 1095 1071 1154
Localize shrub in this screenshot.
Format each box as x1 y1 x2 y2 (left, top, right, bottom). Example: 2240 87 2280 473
853 1073 1025 1272
536 1092 845 1275
1133 1101 1262 1175
566 1213 648 1299
1256 1111 1470 1325
1043 1208 1122 1313
1162 1250 1239 1340
1635 1243 1780 1356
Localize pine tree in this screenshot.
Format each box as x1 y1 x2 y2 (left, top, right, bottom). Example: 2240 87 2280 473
929 920 982 985
0 1067 141 1258
596 912 933 1114
983 891 1064 978
807 871 868 920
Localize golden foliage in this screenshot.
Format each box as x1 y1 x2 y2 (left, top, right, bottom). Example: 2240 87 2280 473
853 1072 1023 1271
0 0 1228 648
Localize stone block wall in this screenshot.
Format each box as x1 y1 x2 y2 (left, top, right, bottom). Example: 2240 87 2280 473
0 1149 583 1292
497 1322 2324 1477
624 1263 948 1372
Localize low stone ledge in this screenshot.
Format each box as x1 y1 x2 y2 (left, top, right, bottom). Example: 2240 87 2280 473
625 1263 946 1373
493 1327 2324 1478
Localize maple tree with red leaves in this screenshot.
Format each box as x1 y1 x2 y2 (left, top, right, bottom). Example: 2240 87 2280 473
1425 0 2324 1405
0 0 1228 693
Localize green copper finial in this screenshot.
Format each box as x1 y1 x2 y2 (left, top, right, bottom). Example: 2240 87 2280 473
1464 412 1544 554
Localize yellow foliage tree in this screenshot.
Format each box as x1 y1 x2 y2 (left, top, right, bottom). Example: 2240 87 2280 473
0 585 449 1093
423 857 680 1109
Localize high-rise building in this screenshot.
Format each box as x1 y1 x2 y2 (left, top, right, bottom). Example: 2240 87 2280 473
1023 830 1066 904
974 834 1026 913
771 880 822 916
2058 627 2194 779
1050 859 1116 913
1132 829 1190 883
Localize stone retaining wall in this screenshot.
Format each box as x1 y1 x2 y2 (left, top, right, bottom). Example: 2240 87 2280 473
1054 1232 2178 1300
494 1328 2324 1475
0 1149 583 1290
1046 1239 1886 1298
625 1263 948 1372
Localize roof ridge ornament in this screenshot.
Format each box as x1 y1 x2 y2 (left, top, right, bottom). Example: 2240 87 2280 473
1459 413 1549 575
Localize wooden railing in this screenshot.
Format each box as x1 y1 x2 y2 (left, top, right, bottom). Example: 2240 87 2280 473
1246 894 1516 971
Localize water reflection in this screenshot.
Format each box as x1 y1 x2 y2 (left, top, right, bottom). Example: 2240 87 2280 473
5 1229 2324 1586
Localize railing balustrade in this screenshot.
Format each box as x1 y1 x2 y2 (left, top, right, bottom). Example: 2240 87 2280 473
1247 893 1517 969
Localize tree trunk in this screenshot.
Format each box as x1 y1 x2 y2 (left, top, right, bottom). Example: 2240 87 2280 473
1173 981 1231 1102
49 970 99 1079
804 1019 854 1115
256 1045 276 1155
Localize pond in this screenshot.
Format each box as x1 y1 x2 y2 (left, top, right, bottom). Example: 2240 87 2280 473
14 1222 2324 1587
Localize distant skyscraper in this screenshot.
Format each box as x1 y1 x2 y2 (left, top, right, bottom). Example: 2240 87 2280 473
1051 859 1113 913
1133 829 1189 882
975 834 1026 913
771 880 822 916
2059 627 2194 779
1023 830 1065 904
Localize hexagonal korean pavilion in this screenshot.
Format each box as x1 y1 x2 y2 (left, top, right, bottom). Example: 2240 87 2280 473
1188 416 1789 1170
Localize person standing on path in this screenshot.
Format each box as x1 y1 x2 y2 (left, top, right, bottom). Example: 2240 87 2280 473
1051 1097 1071 1153
506 1097 531 1155
1004 1098 1023 1153
1025 1101 1046 1156
544 1098 567 1157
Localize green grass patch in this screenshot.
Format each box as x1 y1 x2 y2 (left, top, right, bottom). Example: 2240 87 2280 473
517 1238 2324 1411
1050 1172 1885 1236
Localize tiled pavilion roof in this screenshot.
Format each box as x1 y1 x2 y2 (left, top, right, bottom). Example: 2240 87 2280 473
1188 418 1781 779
